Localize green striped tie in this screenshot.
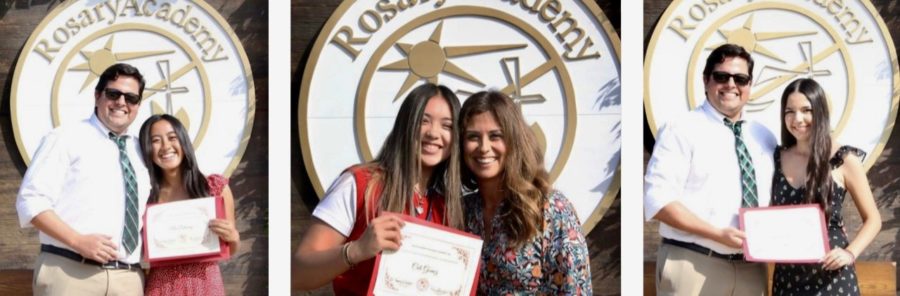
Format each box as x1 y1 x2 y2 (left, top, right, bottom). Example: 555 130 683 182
110 133 140 255
724 119 758 208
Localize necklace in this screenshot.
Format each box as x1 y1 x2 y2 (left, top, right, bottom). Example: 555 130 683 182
413 184 429 215
414 191 425 215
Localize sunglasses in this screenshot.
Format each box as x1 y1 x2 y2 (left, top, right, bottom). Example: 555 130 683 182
710 71 752 86
103 88 142 105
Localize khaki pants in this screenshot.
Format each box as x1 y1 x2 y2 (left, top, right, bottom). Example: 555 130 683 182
33 252 144 296
656 243 766 296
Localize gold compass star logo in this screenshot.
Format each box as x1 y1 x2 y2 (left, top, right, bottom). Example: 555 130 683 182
301 1 621 233
69 35 172 93
647 0 897 171
708 14 815 64
702 14 837 111
375 21 557 152
378 21 525 101
13 0 255 176
68 34 202 129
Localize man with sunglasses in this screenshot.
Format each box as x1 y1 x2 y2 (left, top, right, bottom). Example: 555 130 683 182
17 63 151 295
644 44 777 296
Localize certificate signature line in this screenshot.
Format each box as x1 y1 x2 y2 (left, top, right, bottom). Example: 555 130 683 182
401 247 457 264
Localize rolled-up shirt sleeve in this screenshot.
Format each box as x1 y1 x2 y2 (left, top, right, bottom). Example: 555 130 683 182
16 131 68 228
644 121 692 221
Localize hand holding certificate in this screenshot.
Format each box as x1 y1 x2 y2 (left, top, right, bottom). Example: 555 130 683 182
367 214 482 296
142 197 230 267
740 205 830 263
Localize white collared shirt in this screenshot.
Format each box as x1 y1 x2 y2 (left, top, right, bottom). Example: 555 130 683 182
16 114 151 264
644 102 777 254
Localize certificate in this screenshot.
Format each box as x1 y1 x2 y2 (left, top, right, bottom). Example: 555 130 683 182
740 204 830 263
367 214 483 296
142 197 229 267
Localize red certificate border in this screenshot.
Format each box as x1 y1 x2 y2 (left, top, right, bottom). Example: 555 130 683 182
739 204 831 263
366 213 482 296
142 197 230 267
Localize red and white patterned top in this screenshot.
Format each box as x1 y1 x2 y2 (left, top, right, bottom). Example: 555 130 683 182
145 174 229 296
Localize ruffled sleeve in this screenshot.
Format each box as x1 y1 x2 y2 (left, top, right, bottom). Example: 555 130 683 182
830 145 866 169
206 174 229 198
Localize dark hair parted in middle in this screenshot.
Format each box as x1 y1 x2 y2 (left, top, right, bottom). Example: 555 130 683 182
363 83 464 229
138 114 209 203
779 78 834 216
459 91 551 247
703 43 755 81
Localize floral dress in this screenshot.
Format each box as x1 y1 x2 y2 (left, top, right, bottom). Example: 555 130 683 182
771 146 862 296
145 174 230 296
463 190 591 295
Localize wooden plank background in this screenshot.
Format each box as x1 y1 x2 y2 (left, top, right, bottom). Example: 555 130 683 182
0 1 269 295
643 0 900 294
290 0 623 295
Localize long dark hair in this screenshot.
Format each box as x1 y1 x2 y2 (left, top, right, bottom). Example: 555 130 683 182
459 91 551 247
363 83 463 230
139 114 209 203
780 78 832 215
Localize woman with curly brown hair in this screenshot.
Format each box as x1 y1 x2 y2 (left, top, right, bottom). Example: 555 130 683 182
459 90 591 294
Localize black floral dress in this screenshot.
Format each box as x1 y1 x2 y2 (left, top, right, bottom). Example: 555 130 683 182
771 145 863 296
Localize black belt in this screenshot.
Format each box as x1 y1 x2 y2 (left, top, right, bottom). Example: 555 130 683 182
662 238 745 261
41 244 141 270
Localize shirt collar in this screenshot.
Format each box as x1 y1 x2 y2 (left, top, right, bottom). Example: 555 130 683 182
89 113 136 139
700 101 746 124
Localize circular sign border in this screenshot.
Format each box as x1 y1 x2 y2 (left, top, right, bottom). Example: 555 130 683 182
10 0 256 177
298 1 621 233
643 0 900 171
353 6 578 185
683 4 855 138
49 24 214 150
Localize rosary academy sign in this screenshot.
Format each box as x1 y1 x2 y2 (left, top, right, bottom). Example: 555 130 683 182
645 0 899 170
299 0 621 231
12 0 255 176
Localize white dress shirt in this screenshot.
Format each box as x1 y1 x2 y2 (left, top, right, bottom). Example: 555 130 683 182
16 114 151 264
644 102 777 254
